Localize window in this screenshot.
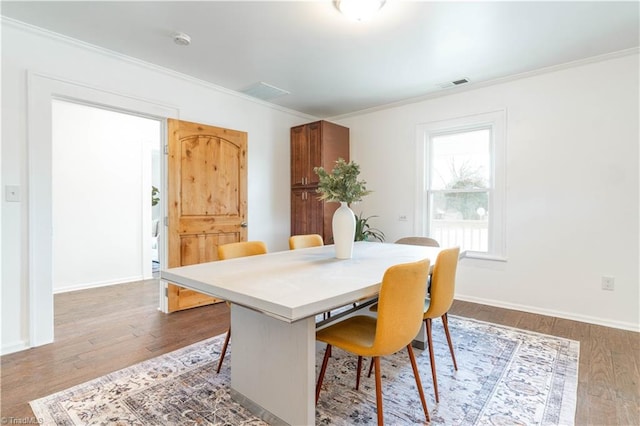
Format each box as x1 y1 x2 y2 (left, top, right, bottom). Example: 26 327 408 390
416 110 506 260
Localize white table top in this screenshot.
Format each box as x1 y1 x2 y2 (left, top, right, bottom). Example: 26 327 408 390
161 241 441 323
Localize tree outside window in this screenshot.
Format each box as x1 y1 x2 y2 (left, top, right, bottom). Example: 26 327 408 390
428 128 490 252
417 110 506 260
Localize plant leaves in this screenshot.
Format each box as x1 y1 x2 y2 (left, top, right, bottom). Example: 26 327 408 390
313 158 372 203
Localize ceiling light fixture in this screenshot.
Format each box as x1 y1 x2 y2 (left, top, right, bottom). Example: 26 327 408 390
335 0 386 22
172 32 191 46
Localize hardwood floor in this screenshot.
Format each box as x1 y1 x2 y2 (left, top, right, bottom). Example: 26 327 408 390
2 279 638 425
1 280 228 421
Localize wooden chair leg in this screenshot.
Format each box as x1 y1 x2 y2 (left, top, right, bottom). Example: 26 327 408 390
442 313 458 370
216 327 231 373
367 357 374 378
426 318 440 403
407 344 430 422
316 344 332 404
373 356 384 426
356 355 363 390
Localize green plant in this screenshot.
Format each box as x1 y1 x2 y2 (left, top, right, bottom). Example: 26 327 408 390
152 186 159 206
354 213 385 242
314 158 371 203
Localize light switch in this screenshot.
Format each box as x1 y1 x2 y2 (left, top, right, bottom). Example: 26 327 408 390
5 185 20 202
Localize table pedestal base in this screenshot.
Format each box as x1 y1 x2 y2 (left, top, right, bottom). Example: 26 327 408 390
230 305 316 425
412 320 428 350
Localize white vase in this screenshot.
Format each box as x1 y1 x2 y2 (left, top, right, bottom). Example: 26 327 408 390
333 202 356 259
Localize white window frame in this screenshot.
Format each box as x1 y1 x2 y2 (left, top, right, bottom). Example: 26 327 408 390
415 110 507 261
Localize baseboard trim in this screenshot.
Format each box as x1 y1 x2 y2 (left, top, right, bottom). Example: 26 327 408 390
455 294 640 332
1 340 30 356
53 276 147 294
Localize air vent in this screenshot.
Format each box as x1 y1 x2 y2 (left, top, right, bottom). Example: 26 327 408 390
438 78 470 89
452 78 469 85
239 82 290 101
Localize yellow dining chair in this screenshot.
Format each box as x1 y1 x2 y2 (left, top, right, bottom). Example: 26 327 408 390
365 246 460 403
215 240 268 373
395 236 439 292
289 234 324 250
315 259 431 425
421 246 460 403
218 240 268 260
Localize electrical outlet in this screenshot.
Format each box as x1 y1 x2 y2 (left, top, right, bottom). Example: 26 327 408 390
601 276 615 291
398 215 408 222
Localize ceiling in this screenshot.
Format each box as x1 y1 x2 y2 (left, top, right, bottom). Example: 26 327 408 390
2 1 638 118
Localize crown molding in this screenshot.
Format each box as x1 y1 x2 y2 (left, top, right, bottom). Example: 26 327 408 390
4 16 635 123
1 16 317 121
329 47 640 121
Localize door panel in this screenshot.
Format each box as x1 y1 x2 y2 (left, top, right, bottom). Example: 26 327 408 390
167 119 247 312
290 125 309 186
291 188 323 237
307 121 322 186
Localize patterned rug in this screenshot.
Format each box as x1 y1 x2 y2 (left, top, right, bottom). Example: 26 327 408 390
30 316 579 425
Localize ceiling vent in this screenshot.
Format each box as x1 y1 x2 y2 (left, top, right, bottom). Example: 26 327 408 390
239 82 290 101
438 78 470 89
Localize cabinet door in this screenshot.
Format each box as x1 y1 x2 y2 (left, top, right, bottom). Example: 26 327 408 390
291 125 309 186
306 121 323 186
291 189 323 236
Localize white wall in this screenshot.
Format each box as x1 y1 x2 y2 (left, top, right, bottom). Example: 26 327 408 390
52 100 159 292
2 18 638 354
1 20 314 354
338 52 639 331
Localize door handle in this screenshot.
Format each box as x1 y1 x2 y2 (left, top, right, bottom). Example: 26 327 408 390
240 222 248 228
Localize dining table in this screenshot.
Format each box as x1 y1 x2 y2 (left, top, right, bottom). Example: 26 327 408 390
161 241 442 425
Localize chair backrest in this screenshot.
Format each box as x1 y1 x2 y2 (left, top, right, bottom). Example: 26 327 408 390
289 234 324 250
218 241 267 260
395 236 440 247
424 247 460 319
372 258 430 356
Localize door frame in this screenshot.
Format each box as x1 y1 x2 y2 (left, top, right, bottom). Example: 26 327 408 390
27 72 178 348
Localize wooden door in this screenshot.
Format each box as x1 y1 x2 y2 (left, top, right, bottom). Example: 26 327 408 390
167 119 247 312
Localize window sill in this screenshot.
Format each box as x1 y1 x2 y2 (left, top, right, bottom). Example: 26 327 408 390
459 251 507 262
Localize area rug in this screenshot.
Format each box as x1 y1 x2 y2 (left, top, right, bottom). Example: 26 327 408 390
30 316 579 425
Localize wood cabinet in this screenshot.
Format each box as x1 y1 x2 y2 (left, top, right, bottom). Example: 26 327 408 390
291 188 323 236
290 120 349 243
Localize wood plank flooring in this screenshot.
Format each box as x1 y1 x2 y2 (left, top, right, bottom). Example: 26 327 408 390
2 279 639 425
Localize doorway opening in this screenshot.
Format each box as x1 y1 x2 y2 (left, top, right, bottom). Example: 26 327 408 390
51 99 162 294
